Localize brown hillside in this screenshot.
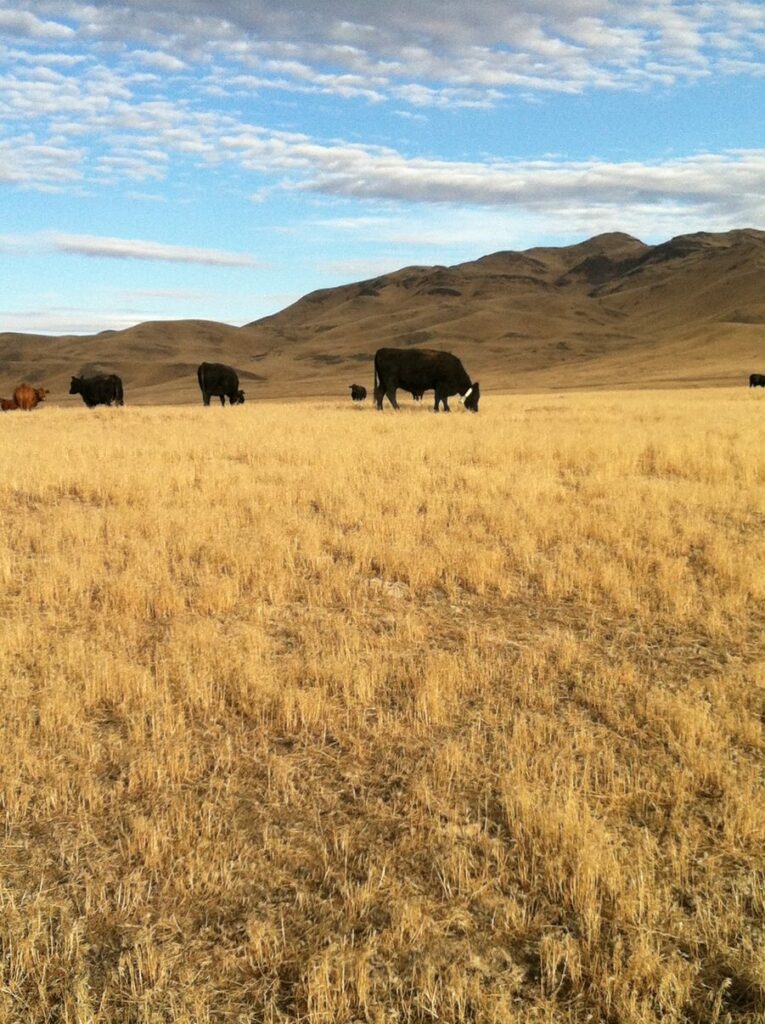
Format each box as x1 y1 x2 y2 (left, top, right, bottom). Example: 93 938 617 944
1 229 764 403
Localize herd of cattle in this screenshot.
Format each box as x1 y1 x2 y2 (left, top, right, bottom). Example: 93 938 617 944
2 350 764 413
0 350 482 413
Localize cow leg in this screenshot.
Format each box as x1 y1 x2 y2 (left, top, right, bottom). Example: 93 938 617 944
219 395 226 407
203 392 211 406
386 387 400 410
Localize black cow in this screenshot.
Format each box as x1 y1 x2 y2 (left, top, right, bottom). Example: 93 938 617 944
197 363 245 406
749 373 765 388
374 348 480 413
69 374 124 407
349 384 367 402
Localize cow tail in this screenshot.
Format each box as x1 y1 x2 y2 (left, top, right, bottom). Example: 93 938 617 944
116 378 124 406
373 351 380 403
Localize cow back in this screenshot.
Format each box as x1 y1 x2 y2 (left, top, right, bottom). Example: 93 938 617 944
13 383 41 410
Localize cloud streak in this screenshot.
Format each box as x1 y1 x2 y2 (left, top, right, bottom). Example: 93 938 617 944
0 231 263 266
296 148 765 218
51 233 262 266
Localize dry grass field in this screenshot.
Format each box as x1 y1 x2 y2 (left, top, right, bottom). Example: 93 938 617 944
0 390 763 1023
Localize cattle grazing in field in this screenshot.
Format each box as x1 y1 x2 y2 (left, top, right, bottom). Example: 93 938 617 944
749 373 765 388
69 374 124 407
349 384 367 402
374 347 480 413
13 384 49 411
1 397 18 411
197 363 245 406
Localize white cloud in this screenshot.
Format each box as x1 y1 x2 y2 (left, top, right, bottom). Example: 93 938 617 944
317 256 412 279
0 231 263 266
292 146 765 222
0 308 150 334
130 49 187 71
50 232 262 265
0 9 74 40
6 0 765 104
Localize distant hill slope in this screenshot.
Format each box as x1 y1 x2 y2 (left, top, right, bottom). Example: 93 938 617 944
2 229 764 403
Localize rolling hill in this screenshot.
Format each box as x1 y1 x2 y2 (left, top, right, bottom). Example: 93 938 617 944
1 228 764 404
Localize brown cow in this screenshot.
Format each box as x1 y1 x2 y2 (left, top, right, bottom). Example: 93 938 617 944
0 397 18 411
13 384 49 411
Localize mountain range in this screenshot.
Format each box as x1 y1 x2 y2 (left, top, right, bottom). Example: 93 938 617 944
2 228 763 403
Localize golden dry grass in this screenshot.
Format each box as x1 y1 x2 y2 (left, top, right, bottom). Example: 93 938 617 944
0 389 763 1023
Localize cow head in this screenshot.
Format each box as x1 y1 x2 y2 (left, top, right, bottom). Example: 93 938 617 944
69 377 83 395
35 388 50 402
233 390 245 404
460 383 480 412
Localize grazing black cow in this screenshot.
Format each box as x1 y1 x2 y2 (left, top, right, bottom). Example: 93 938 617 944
69 374 124 407
374 347 480 413
349 384 367 402
749 373 765 388
197 363 245 406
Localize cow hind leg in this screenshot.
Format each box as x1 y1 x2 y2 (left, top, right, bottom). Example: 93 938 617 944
219 395 226 407
386 388 400 410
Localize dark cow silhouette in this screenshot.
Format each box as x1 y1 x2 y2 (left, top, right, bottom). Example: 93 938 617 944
349 384 367 402
749 373 765 388
13 384 49 410
197 363 245 406
374 348 480 413
1 397 18 411
69 374 124 407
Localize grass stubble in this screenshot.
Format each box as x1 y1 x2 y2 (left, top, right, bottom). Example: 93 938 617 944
0 389 763 1023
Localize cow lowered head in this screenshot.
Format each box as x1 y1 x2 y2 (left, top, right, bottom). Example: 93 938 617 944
374 348 481 413
70 374 124 407
197 362 244 406
459 383 480 412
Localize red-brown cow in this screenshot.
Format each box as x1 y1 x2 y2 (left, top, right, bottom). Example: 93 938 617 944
0 397 18 411
13 384 49 410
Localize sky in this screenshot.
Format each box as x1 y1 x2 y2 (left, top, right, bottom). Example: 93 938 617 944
1 0 763 334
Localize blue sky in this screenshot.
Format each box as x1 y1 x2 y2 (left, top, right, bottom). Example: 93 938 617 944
1 0 763 334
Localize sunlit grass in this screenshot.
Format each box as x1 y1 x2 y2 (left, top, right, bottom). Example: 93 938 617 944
0 389 763 1022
